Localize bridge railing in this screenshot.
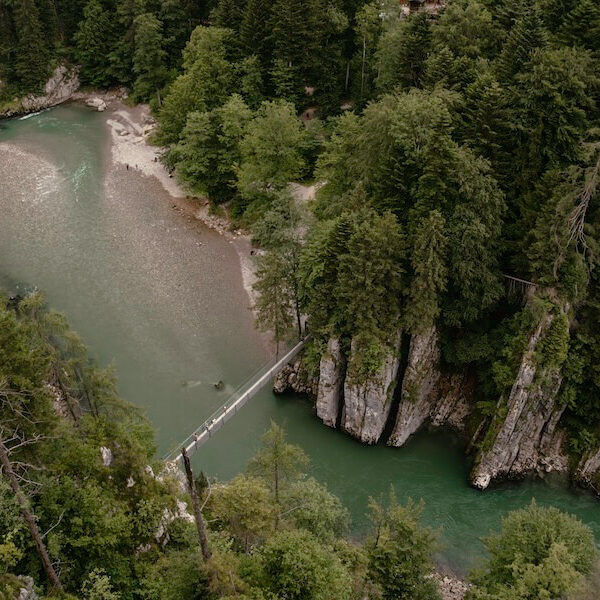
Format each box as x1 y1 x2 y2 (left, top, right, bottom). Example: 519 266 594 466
164 337 308 463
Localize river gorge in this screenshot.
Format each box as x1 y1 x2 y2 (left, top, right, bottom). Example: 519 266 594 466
1 103 598 575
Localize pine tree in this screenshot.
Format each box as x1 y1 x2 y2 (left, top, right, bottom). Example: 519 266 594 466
108 0 140 85
460 72 511 177
495 2 547 83
239 0 271 65
268 0 307 78
404 211 447 333
132 13 168 103
270 58 300 104
376 12 432 92
559 0 600 54
212 0 247 31
13 0 50 92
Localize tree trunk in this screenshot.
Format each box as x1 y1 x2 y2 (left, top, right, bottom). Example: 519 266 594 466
181 447 212 562
0 436 63 592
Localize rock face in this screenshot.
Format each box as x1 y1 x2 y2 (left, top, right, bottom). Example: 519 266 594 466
273 355 318 396
388 327 471 447
470 311 568 490
0 65 80 118
575 448 600 495
85 96 107 111
388 327 441 446
316 337 345 427
341 332 402 444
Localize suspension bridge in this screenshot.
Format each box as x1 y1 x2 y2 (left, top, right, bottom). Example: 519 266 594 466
165 337 308 464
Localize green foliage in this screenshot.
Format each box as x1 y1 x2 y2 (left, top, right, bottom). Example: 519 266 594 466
73 0 116 87
537 311 570 370
132 13 168 103
300 209 404 352
12 0 50 92
80 569 120 600
467 501 597 600
237 100 306 205
246 421 309 503
376 12 432 92
173 94 252 203
155 27 238 145
251 529 352 600
404 210 448 333
366 490 440 600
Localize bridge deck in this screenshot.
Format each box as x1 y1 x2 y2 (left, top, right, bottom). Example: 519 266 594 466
165 338 307 463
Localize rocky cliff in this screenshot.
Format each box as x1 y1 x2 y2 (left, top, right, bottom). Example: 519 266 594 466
341 332 402 444
315 337 345 427
273 354 318 396
470 309 569 489
0 66 80 118
272 304 600 494
387 327 472 447
575 448 600 496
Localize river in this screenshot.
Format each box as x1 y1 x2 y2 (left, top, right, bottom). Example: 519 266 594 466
0 104 598 574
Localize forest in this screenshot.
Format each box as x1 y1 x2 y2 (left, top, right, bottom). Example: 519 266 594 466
0 294 598 599
1 0 600 597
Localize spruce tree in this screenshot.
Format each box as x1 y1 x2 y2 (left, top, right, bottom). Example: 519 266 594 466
73 0 114 87
268 0 307 79
376 12 432 92
495 2 547 83
404 211 447 333
559 0 600 54
132 13 168 103
212 0 247 32
13 0 50 92
239 0 271 66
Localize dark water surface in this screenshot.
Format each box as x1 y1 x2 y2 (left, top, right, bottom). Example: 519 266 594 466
1 105 598 573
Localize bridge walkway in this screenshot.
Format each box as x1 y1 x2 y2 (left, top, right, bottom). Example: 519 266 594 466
165 337 308 463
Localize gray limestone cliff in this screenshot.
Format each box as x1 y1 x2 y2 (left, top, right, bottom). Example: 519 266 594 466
388 327 471 447
0 66 80 118
470 310 569 490
315 337 345 427
575 449 600 495
273 354 318 396
341 332 402 444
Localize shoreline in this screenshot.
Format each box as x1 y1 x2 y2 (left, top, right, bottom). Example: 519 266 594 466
94 97 261 325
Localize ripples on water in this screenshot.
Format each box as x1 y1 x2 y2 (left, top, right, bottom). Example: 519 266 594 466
0 105 598 574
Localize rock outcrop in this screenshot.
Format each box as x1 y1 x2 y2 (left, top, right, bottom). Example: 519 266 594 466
470 310 569 490
0 65 80 118
273 355 318 396
315 337 345 427
341 332 402 444
388 327 471 447
575 448 600 495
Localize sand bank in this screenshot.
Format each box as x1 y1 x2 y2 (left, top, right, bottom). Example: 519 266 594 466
99 101 259 309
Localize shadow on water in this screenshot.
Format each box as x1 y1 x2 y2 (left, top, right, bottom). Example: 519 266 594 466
0 105 598 575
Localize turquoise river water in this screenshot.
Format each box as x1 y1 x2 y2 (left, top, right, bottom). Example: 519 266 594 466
0 104 598 574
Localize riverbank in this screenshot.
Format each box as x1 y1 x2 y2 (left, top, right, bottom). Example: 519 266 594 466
95 98 260 316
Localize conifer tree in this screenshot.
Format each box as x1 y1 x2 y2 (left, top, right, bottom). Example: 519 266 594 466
74 0 115 87
376 12 432 92
558 0 600 54
268 0 307 84
13 0 50 91
155 26 237 144
495 2 547 83
239 0 271 66
404 211 447 333
108 0 141 85
132 13 168 103
212 0 247 32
